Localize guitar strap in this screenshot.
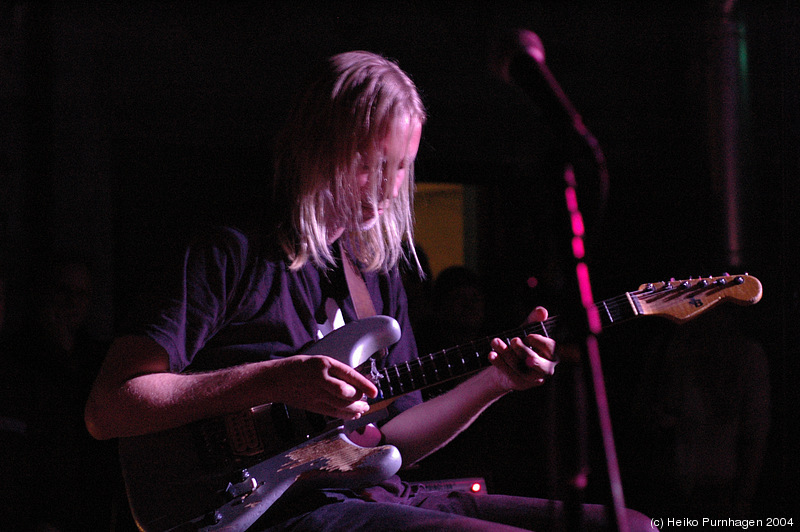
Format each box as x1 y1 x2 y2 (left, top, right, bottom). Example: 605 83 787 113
339 241 390 364
340 241 377 320
338 241 390 444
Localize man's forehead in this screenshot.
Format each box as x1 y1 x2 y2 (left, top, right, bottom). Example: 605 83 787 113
384 117 421 153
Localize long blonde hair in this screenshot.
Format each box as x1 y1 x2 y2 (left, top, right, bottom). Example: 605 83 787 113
273 51 426 272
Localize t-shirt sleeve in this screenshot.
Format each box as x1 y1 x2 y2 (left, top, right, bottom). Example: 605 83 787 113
124 227 248 373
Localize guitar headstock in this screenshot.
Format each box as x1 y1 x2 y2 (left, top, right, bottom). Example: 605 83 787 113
635 274 763 323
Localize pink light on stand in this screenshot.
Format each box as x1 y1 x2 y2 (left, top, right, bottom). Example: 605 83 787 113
576 262 601 334
570 212 585 237
572 236 585 259
564 186 579 212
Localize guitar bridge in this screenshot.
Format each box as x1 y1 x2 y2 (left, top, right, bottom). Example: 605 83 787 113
224 468 258 501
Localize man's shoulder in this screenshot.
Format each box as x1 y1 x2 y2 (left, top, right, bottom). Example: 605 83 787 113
189 225 284 265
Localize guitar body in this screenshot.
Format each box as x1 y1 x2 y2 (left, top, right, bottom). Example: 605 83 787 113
121 427 402 531
120 316 403 532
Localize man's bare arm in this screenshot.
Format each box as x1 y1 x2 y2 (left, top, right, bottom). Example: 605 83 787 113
85 335 378 440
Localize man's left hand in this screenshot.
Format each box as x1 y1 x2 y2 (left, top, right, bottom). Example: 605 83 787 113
487 306 557 391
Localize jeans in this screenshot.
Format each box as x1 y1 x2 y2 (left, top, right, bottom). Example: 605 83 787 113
257 476 655 531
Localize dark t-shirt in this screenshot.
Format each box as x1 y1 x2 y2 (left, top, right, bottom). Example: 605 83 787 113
125 225 422 415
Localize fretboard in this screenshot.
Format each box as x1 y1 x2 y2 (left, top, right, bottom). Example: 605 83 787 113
370 290 642 403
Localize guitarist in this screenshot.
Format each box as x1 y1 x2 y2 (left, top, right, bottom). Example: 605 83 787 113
85 51 651 531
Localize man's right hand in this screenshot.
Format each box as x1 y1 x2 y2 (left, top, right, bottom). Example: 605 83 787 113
263 355 379 420
85 337 380 440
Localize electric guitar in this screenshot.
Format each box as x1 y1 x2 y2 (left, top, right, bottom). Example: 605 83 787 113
119 274 762 531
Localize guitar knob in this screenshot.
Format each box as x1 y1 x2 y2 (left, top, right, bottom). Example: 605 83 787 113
200 511 223 526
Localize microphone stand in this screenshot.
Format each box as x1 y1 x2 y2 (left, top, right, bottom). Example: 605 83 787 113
561 163 628 532
502 29 627 531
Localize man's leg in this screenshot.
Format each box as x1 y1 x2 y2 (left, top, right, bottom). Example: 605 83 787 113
266 498 531 531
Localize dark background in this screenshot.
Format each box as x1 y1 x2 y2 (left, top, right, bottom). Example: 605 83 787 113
1 0 797 527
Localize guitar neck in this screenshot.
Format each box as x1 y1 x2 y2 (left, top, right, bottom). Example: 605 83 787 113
370 291 641 404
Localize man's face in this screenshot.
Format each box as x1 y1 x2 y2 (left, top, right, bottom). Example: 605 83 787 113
355 115 422 231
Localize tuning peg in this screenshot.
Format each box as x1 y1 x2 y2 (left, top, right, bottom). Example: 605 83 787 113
714 278 727 286
680 281 690 289
696 279 709 288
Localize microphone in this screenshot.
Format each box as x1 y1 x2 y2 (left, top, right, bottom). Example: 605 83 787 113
493 28 609 206
496 29 591 140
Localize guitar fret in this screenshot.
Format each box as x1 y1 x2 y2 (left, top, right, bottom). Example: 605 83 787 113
462 348 471 372
608 293 639 323
405 361 415 388
392 366 404 393
428 355 440 383
602 300 613 324
440 349 454 378
469 346 484 372
384 368 394 396
381 367 396 397
447 348 462 376
412 358 428 387
378 369 394 399
628 292 643 316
